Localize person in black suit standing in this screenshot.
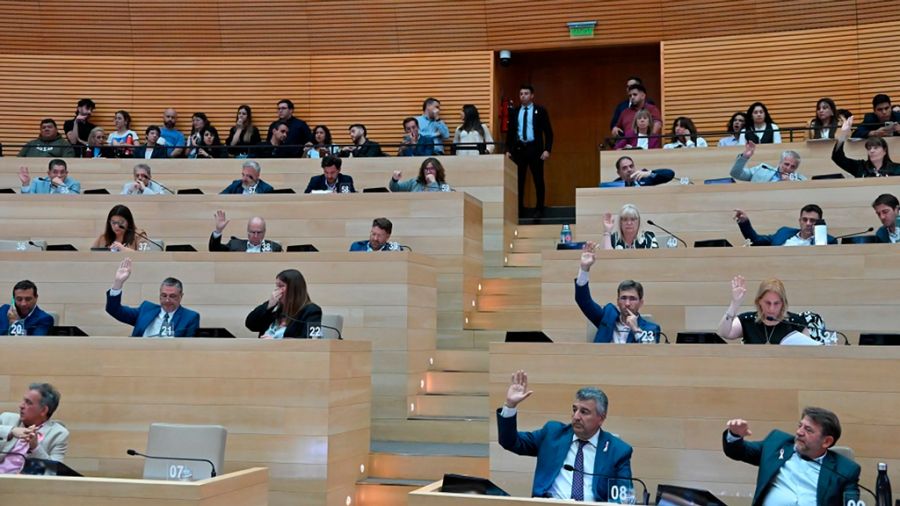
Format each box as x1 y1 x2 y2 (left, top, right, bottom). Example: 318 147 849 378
507 84 553 218
209 210 282 252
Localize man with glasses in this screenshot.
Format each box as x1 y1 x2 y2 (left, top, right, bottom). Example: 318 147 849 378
574 241 661 343
105 258 199 337
265 99 312 157
221 160 273 194
208 210 282 252
121 163 167 195
19 159 80 194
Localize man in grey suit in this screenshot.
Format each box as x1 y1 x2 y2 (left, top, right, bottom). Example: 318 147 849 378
730 141 806 182
0 383 68 463
208 210 282 252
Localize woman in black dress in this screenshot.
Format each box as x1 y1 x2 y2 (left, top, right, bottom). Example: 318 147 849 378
716 275 808 344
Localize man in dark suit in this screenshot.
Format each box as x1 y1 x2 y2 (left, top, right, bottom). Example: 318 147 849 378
265 99 313 157
209 210 282 252
0 280 54 336
497 370 632 502
506 84 553 218
734 205 837 246
723 407 860 506
105 258 200 337
852 93 900 139
220 160 274 194
872 193 899 243
339 124 385 158
349 217 399 251
304 155 356 193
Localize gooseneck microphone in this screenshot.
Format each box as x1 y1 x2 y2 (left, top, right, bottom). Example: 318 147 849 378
126 448 217 477
131 229 165 251
645 220 688 247
834 227 874 241
767 316 849 345
149 178 176 195
563 464 650 505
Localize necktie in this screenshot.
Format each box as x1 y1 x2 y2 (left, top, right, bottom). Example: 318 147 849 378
521 106 529 142
160 313 170 337
571 439 588 501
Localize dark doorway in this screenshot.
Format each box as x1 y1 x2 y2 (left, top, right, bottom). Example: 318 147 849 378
495 44 661 207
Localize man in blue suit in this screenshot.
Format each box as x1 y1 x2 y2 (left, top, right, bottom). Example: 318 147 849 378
723 407 860 506
871 193 899 243
105 258 200 337
0 280 54 336
574 241 661 343
735 204 837 246
349 217 400 252
19 159 81 194
497 370 633 502
220 160 273 195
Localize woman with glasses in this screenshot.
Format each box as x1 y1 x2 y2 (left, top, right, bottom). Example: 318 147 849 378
601 204 658 250
91 204 149 252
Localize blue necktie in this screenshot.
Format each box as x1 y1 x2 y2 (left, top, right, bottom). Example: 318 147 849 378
571 439 588 501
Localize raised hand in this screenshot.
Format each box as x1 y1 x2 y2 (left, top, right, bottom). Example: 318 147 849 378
18 166 31 186
839 115 854 139
112 258 133 290
726 418 752 438
730 275 747 306
505 370 534 409
733 209 748 224
580 241 597 271
603 212 615 233
742 141 756 159
214 210 230 234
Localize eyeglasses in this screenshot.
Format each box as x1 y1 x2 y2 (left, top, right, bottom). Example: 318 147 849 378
618 295 640 302
109 219 128 228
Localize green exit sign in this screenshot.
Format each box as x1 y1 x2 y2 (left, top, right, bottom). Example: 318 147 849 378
567 21 596 38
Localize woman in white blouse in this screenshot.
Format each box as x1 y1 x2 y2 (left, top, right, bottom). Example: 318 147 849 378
453 104 494 155
663 116 708 149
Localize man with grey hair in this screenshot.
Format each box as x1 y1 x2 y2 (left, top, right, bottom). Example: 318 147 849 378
105 258 200 337
497 370 633 502
730 141 805 182
0 383 69 465
209 210 282 252
121 163 168 195
220 160 274 194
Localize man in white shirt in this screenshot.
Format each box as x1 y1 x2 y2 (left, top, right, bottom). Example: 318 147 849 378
496 370 633 502
121 163 167 195
105 258 200 337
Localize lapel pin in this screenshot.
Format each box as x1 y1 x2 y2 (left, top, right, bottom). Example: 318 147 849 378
603 441 609 453
778 449 784 460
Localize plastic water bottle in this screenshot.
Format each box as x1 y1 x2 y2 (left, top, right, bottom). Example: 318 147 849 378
560 224 572 244
814 219 828 245
876 462 892 506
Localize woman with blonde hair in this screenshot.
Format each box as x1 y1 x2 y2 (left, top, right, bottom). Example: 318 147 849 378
601 204 658 250
716 275 809 344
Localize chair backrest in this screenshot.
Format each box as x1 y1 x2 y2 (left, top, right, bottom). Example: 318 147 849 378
45 311 60 326
320 314 344 340
830 445 855 461
142 423 226 480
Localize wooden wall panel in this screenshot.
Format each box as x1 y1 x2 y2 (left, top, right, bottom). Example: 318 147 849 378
661 26 863 139
855 21 900 106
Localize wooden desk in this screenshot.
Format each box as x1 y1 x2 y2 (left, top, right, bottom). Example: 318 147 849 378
542 244 900 343
0 192 477 340
0 252 434 444
0 338 369 506
488 343 900 505
409 479 618 506
598 138 900 182
576 178 900 247
0 154 517 269
0 467 268 506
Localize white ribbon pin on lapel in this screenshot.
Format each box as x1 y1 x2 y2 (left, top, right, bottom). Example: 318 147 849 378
778 449 785 460
603 441 609 453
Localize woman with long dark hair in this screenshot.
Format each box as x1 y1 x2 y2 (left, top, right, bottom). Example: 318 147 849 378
245 269 323 339
389 157 451 192
718 112 747 147
186 112 210 158
303 125 340 158
832 115 900 177
453 104 494 155
810 98 838 140
91 204 148 251
743 102 781 144
663 116 707 149
195 125 225 159
225 104 261 158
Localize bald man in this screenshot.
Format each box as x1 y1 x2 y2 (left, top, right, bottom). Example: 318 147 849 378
208 210 282 252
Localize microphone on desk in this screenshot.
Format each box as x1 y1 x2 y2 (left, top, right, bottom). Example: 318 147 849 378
658 331 670 344
563 464 650 505
834 227 874 241
37 177 60 188
126 448 217 477
28 241 45 251
149 178 176 195
765 316 849 345
645 220 688 248
130 228 165 251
